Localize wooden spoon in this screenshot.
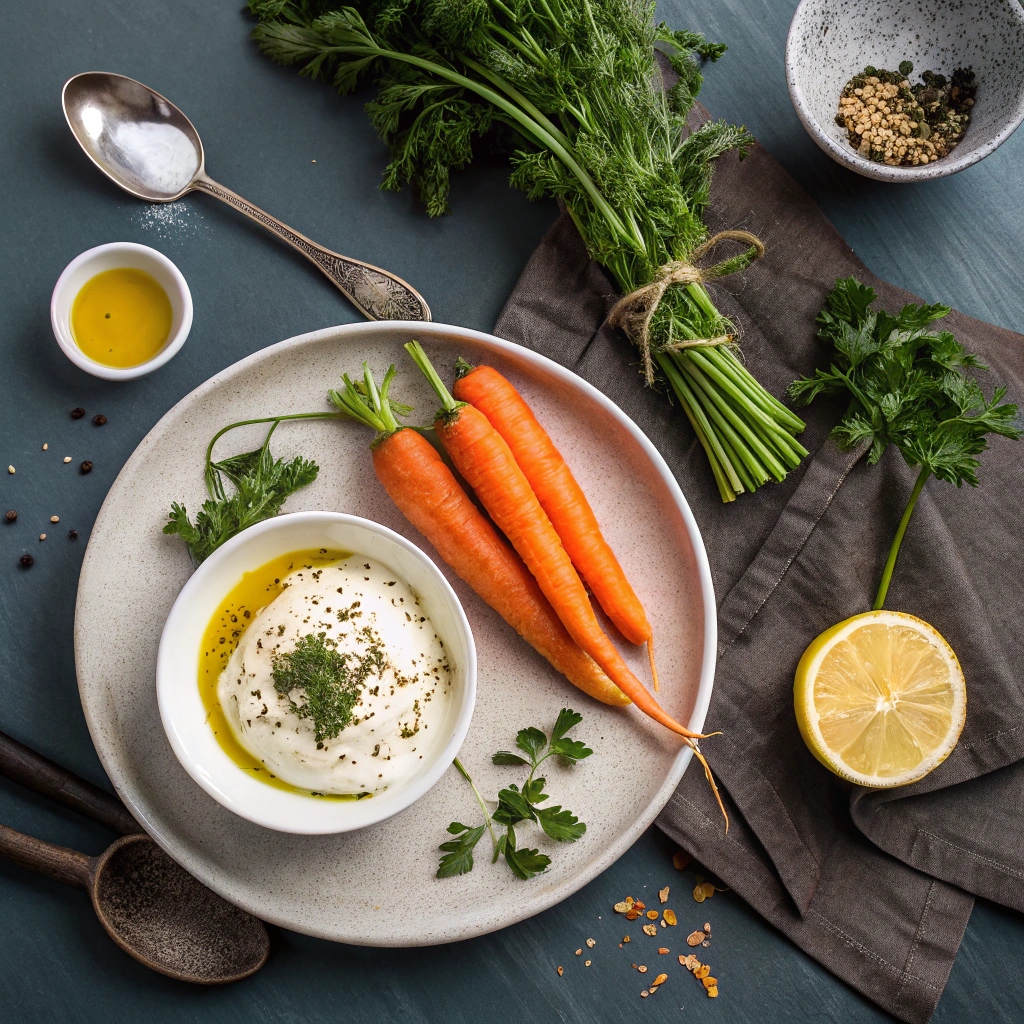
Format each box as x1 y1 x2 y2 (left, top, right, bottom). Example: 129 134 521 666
0 731 269 983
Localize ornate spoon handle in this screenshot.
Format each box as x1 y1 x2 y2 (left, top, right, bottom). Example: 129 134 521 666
192 173 431 322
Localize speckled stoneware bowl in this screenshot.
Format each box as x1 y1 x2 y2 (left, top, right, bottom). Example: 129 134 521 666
75 321 715 945
786 0 1024 181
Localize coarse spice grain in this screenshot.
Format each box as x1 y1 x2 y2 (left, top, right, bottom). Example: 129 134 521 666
80 461 93 475
19 554 33 567
92 414 107 426
71 407 85 419
5 510 16 523
63 457 72 464
68 530 78 540
835 63 976 167
41 443 48 451
38 534 46 541
50 516 59 523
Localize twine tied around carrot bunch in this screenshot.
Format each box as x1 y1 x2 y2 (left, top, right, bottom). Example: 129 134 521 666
607 230 765 385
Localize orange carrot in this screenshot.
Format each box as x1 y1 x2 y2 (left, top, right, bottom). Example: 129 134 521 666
330 365 629 707
405 342 704 741
453 360 659 684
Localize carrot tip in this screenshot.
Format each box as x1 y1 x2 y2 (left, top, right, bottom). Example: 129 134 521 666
686 738 729 833
647 636 660 692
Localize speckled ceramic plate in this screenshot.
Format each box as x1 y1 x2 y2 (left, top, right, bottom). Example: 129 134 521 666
75 322 715 945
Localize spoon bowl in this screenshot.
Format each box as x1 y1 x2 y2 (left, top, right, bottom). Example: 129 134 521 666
63 72 203 202
61 71 430 320
92 833 270 983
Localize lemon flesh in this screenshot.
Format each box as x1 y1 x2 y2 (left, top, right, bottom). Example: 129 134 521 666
794 610 966 788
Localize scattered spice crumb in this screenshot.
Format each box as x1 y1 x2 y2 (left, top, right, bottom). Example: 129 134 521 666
704 922 711 933
584 960 591 967
92 414 107 426
663 909 677 926
5 510 16 523
80 461 93 475
50 516 59 523
672 851 691 871
637 965 648 974
585 938 595 948
653 973 668 986
640 990 649 998
42 443 48 451
7 466 14 474
19 554 33 568
659 886 670 904
71 407 85 419
575 948 582 956
642 923 658 936
63 457 72 464
68 530 78 540
693 882 716 903
622 935 630 943
646 909 659 920
556 966 563 977
658 947 669 955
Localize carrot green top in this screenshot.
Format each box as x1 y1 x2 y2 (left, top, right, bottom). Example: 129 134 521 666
328 363 411 443
405 341 464 422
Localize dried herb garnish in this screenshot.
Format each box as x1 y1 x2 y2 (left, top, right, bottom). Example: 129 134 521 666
271 630 383 744
836 62 976 167
438 708 591 880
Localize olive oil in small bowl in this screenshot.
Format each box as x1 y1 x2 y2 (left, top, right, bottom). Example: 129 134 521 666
51 242 192 380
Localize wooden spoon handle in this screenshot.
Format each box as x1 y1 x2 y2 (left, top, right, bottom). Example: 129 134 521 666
0 730 141 836
0 823 93 889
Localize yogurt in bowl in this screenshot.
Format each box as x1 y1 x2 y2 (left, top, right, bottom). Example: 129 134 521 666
158 511 476 834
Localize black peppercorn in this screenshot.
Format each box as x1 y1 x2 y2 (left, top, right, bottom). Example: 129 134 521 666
80 461 93 475
68 529 78 540
71 407 86 419
92 414 107 426
19 554 33 567
4 510 16 523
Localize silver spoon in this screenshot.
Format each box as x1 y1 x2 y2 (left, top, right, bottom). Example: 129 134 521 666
62 71 431 322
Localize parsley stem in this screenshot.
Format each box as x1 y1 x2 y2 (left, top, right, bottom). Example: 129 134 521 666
453 758 499 852
204 412 346 498
874 466 931 611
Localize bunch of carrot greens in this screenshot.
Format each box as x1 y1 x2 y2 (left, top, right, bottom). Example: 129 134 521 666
247 0 808 501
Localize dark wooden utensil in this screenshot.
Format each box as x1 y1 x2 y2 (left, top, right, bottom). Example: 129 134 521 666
0 730 269 983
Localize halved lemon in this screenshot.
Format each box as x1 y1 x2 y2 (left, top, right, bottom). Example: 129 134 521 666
794 610 966 788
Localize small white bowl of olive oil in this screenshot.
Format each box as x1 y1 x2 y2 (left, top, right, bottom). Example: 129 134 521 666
51 242 192 380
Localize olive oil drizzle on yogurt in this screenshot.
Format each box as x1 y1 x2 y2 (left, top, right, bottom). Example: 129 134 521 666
198 547 367 800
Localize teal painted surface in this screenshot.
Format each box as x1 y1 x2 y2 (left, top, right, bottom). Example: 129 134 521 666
0 1 1020 1021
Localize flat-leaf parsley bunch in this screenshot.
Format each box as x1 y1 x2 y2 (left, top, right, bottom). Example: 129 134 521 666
247 0 808 502
439 708 591 880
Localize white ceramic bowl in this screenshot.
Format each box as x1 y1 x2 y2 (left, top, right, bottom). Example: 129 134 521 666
786 0 1024 182
51 241 193 380
157 511 477 834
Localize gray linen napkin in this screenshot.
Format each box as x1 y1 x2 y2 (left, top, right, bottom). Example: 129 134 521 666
494 109 1024 1024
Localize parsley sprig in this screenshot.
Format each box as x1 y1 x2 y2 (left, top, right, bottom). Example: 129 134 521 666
164 412 343 564
790 277 1021 608
438 709 592 880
